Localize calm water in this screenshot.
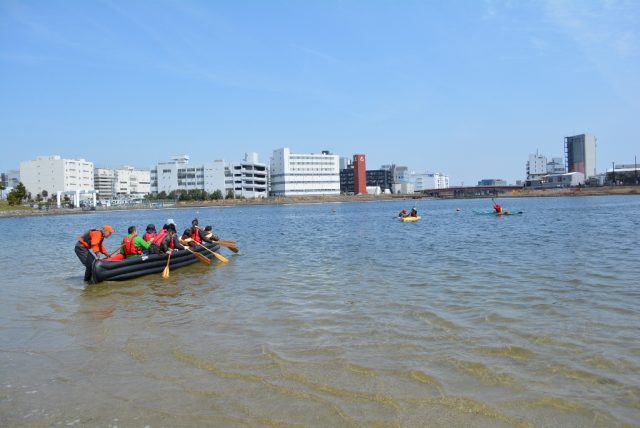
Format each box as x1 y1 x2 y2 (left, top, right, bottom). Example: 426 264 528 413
1 195 639 427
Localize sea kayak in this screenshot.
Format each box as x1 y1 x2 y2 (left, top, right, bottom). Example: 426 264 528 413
474 210 523 216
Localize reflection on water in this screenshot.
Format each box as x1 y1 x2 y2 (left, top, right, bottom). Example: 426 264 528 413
0 196 639 426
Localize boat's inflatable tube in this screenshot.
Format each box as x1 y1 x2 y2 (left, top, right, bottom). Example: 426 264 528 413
91 242 221 283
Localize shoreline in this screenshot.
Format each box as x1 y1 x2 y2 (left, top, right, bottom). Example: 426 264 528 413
1 186 638 219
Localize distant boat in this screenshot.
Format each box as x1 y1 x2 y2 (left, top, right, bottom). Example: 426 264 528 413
474 210 523 216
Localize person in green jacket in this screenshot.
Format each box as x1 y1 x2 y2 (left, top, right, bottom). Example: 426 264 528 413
121 226 152 258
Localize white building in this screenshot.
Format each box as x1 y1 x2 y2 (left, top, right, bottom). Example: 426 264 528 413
526 151 547 179
230 152 268 198
270 148 340 197
19 155 94 197
400 171 450 191
115 166 151 198
151 155 226 196
94 167 115 201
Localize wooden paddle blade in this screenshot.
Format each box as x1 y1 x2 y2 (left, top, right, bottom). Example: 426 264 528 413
211 251 229 263
187 248 212 265
218 239 237 247
217 240 239 253
162 252 171 278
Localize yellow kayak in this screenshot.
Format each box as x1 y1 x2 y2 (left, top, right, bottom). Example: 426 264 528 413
401 215 421 222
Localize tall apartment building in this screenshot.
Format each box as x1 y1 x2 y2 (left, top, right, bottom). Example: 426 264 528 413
150 155 226 195
565 133 597 179
230 152 268 198
270 148 340 197
19 155 94 196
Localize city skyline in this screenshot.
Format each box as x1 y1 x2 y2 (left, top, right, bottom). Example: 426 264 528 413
1 1 638 185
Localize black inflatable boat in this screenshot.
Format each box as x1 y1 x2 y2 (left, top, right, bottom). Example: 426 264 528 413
90 242 222 283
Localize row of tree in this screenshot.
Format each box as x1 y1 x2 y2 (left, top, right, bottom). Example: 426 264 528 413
146 189 237 201
1 182 241 207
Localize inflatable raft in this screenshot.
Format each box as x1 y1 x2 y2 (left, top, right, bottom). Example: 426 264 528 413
401 215 421 222
90 241 222 283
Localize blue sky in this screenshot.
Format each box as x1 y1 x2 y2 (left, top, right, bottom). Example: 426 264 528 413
1 0 638 185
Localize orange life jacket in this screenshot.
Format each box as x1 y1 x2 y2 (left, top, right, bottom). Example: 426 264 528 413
123 235 142 256
78 229 104 252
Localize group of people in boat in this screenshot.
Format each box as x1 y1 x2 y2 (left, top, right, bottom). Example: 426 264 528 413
398 207 418 218
74 218 220 282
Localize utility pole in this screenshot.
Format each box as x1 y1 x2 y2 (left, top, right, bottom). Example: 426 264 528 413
635 155 638 185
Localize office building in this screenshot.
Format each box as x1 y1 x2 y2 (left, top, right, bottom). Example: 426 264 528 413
527 151 547 179
270 148 340 197
94 167 116 201
19 155 94 197
229 152 268 198
565 134 597 179
151 155 226 196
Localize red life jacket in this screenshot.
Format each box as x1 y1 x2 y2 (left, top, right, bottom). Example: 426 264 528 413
152 229 168 246
143 232 156 242
123 235 142 256
191 227 202 243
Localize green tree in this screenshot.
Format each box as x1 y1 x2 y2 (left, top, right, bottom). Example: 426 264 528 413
41 190 48 200
210 190 223 200
225 189 235 200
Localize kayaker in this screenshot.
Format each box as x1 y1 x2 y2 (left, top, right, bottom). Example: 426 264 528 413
399 208 408 217
120 226 152 258
143 224 157 242
492 198 503 214
75 225 113 282
409 207 418 217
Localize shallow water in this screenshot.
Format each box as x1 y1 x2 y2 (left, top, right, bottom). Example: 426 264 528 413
1 195 639 426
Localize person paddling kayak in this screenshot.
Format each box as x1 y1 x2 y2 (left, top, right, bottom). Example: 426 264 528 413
492 198 503 214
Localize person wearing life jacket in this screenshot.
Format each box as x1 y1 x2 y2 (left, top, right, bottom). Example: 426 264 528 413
181 229 198 248
120 226 151 258
149 224 184 254
492 198 503 214
143 224 157 242
409 207 418 217
75 225 113 282
190 218 202 243
399 208 408 218
201 225 220 243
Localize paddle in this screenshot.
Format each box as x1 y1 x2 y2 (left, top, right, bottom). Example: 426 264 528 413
216 239 238 253
105 244 125 258
184 247 212 265
162 251 171 278
196 242 229 263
